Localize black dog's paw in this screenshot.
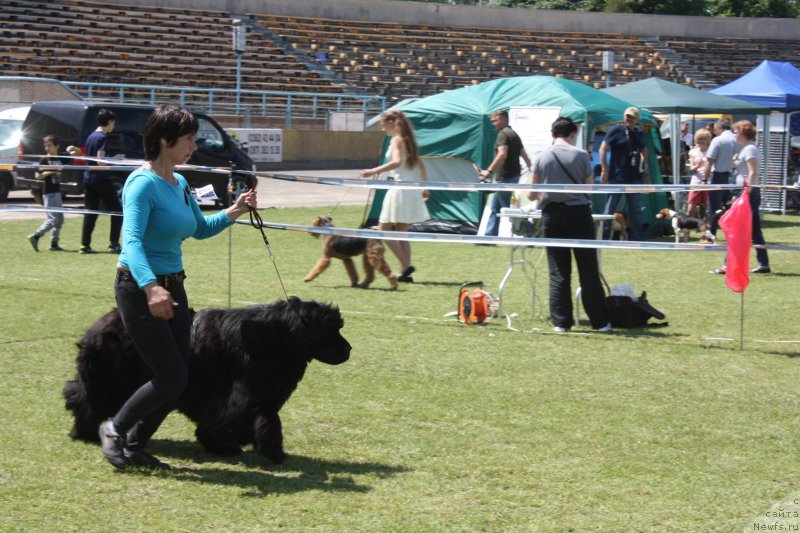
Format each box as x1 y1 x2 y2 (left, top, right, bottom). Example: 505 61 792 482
195 427 242 456
267 447 287 464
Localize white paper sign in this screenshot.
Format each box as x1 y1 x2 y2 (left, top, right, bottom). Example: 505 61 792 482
228 128 283 163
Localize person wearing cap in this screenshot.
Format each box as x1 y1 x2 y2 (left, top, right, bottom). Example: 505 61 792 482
600 107 649 241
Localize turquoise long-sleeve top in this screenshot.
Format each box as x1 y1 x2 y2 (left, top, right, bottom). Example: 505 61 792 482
118 167 233 288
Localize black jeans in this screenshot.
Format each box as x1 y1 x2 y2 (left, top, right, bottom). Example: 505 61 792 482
82 179 122 248
112 273 191 450
542 203 609 330
708 171 731 237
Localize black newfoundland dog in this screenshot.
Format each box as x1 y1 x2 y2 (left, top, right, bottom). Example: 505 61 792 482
63 297 350 464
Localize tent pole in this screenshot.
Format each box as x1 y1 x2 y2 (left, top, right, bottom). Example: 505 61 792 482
671 113 682 210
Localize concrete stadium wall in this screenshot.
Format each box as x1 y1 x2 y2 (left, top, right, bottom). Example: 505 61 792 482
276 130 384 170
105 0 800 41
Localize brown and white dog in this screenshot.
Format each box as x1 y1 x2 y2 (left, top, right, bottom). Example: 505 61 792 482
610 212 628 241
304 215 397 290
655 208 711 243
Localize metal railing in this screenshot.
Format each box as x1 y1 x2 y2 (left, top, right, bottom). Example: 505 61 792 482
62 82 387 129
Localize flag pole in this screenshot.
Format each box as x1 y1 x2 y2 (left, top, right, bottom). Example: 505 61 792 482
739 291 744 351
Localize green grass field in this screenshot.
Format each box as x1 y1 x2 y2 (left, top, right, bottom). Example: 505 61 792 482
1 205 799 532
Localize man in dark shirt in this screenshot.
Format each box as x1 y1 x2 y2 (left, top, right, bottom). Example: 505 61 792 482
479 109 531 237
600 107 648 240
79 108 123 254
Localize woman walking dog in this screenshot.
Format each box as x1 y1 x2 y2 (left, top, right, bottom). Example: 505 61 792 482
360 110 429 283
98 105 257 470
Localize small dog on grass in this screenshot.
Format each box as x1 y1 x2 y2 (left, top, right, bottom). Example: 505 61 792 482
655 208 711 243
304 215 397 290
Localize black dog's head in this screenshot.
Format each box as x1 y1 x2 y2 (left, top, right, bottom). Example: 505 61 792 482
239 297 351 365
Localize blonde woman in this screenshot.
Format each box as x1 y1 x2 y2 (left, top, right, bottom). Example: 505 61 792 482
361 111 429 282
687 128 711 219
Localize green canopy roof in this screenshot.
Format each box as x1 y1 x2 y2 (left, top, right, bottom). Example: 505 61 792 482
601 77 770 115
398 76 656 168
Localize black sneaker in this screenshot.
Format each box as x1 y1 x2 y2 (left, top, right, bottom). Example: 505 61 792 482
107 243 122 254
99 419 127 469
751 266 772 274
49 244 65 252
27 234 39 252
79 245 93 254
124 449 171 470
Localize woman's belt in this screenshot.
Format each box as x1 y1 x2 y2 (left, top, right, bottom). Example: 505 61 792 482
116 269 186 290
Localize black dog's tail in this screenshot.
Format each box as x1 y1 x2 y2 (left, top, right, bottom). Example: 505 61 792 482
62 380 102 443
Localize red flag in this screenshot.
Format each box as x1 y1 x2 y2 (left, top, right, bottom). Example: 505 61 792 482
719 187 752 293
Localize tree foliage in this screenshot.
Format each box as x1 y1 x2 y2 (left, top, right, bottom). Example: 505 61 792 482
411 0 800 17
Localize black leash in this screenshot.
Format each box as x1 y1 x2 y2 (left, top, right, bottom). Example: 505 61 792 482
246 203 316 334
248 206 293 302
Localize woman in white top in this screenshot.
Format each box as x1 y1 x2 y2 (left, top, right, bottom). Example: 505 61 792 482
361 111 429 282
734 120 770 273
710 120 770 275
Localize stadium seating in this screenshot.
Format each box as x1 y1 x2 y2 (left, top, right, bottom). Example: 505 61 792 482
1 0 799 122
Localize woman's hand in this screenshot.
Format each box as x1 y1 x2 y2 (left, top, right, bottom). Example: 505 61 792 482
225 187 258 220
144 283 177 320
360 169 376 178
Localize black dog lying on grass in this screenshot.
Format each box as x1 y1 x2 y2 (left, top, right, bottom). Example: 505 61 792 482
63 298 350 464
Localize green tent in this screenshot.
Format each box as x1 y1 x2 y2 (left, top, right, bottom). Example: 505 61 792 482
601 77 770 115
366 76 664 232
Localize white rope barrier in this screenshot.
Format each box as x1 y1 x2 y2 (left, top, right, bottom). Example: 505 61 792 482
233 218 800 252
4 158 793 193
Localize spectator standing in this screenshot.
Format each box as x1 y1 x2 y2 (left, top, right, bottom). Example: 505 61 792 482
27 135 80 252
79 108 123 254
528 117 611 333
680 121 694 151
703 118 736 240
98 105 258 470
479 109 532 237
600 107 649 240
360 110 429 282
686 128 711 220
709 120 771 275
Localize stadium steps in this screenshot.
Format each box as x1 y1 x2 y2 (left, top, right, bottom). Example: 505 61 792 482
237 13 362 95
641 36 718 89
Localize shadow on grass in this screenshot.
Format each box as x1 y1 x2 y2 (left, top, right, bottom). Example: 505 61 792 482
762 218 800 230
144 438 410 495
411 280 469 287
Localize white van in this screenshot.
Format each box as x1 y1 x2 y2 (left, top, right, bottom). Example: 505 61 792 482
0 105 31 201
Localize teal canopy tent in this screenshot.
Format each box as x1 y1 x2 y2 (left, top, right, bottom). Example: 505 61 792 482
366 76 663 232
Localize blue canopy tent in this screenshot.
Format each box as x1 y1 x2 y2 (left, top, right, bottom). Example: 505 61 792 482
711 60 800 212
711 60 800 109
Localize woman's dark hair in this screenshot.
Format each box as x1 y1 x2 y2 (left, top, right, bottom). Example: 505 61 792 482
551 116 577 139
143 105 199 161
